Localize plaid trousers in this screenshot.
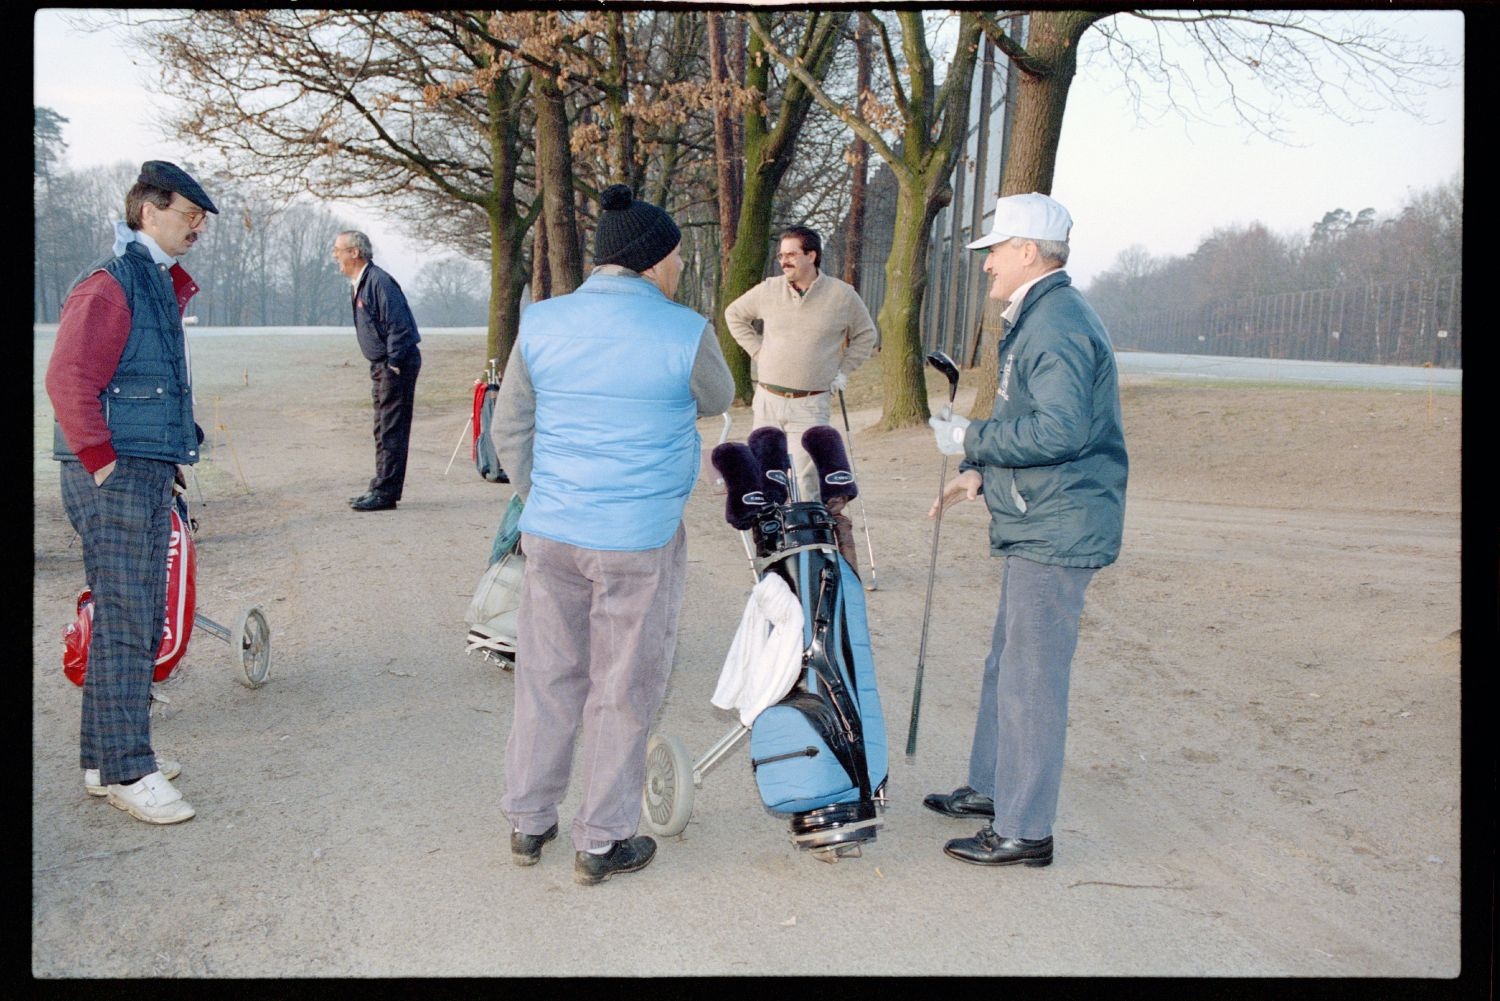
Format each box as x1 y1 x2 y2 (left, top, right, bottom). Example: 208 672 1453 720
60 456 176 785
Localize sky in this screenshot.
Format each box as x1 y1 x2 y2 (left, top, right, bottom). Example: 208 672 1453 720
32 8 1464 292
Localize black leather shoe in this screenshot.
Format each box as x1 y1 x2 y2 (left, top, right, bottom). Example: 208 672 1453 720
510 823 558 866
574 836 657 885
943 826 1053 867
922 785 995 819
350 491 397 511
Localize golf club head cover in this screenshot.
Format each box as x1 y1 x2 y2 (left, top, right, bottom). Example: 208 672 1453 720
747 426 791 505
711 443 768 529
801 425 858 503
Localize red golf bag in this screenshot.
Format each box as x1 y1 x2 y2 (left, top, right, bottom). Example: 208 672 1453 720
63 493 197 686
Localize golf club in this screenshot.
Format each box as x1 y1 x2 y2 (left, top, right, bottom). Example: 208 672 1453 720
836 389 879 591
906 350 961 760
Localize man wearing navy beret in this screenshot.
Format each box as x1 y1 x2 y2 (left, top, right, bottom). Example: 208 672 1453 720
333 230 423 512
45 160 218 825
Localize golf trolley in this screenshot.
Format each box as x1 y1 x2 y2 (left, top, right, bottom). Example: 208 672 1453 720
63 488 272 691
642 425 888 862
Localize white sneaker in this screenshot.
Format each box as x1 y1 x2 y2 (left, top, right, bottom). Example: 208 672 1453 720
85 758 181 797
106 770 196 825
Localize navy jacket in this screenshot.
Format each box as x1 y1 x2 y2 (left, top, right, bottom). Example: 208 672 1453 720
353 263 422 366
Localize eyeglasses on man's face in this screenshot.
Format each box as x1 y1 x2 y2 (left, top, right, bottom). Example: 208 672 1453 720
162 204 208 228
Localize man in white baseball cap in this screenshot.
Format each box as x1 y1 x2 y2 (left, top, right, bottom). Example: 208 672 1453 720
919 190 1129 869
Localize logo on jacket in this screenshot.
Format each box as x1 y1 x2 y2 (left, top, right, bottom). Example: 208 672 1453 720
998 352 1015 401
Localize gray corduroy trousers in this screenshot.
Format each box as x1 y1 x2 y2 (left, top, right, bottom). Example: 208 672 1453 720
501 526 687 852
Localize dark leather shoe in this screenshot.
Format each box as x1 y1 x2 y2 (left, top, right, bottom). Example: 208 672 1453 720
922 785 995 819
574 836 657 885
350 491 397 511
943 826 1053 867
510 823 558 866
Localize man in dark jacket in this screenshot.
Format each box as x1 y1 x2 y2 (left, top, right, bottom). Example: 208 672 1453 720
333 230 422 511
923 192 1129 868
45 160 217 825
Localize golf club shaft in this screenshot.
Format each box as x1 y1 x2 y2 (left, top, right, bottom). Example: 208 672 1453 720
907 434 951 759
836 390 878 589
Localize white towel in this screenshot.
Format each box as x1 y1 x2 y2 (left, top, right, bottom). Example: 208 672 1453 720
711 574 805 726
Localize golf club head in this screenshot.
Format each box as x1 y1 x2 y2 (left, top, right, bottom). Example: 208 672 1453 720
927 351 960 420
926 351 960 402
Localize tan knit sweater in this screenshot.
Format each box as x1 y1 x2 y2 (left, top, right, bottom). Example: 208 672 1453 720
724 273 879 391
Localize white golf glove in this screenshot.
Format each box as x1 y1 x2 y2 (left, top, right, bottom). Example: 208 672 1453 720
830 372 848 394
928 414 970 456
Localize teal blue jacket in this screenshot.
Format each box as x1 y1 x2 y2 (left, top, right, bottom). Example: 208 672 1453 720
960 271 1128 568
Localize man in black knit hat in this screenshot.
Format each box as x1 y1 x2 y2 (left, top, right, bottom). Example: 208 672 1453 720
491 184 733 884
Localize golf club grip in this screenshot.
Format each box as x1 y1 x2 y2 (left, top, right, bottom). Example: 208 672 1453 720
907 452 950 759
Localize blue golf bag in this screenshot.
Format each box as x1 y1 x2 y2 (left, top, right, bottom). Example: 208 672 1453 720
713 426 887 854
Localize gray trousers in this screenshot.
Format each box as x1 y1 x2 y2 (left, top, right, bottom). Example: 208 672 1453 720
60 456 176 785
501 526 687 852
967 555 1097 841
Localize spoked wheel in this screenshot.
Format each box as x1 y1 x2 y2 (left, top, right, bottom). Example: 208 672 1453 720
232 606 272 688
641 733 694 837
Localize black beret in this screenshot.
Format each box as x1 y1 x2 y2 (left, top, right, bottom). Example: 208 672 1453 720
138 161 219 215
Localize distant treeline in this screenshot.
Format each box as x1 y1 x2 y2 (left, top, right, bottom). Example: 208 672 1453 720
1087 175 1462 365
33 148 489 329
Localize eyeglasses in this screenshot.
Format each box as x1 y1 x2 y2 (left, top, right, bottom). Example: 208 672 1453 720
162 205 208 227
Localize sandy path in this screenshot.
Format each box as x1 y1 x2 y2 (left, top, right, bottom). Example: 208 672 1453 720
31 330 1462 977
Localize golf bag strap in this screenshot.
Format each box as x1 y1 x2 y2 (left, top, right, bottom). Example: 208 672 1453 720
755 543 838 576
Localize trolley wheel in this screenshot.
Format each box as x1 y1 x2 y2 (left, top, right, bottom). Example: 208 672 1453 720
232 606 272 688
641 733 694 837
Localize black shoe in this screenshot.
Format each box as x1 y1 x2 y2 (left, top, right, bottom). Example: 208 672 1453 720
510 823 558 866
350 491 397 511
574 836 657 885
922 785 995 819
943 826 1053 867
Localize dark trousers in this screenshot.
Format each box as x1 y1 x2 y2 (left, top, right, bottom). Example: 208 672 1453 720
369 356 420 500
60 456 176 786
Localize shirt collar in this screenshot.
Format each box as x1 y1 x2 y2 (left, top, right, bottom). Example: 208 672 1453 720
1000 267 1063 326
111 223 177 265
350 262 369 290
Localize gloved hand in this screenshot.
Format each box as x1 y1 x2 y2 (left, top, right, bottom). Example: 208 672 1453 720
928 414 970 456
830 372 848 394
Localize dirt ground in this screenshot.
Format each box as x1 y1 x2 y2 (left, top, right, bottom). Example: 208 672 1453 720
31 329 1463 979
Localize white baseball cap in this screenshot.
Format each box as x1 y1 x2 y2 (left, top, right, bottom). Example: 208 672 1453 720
966 192 1073 249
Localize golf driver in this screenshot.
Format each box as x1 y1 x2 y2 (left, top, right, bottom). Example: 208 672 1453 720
906 350 961 759
835 389 879 591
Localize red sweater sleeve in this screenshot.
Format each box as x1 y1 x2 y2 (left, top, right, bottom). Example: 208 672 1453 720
44 271 132 472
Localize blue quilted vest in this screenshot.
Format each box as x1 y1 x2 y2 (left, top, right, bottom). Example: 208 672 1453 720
51 241 199 465
518 272 704 551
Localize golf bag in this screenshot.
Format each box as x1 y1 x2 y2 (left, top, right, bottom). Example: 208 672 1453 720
63 492 197 686
471 378 509 483
712 427 887 851
463 493 525 668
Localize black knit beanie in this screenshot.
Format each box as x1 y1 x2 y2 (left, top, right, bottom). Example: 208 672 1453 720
593 183 681 274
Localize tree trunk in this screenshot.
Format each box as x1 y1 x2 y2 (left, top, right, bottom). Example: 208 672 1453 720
968 10 1100 416
536 71 582 296
841 16 871 289
877 178 941 428
486 77 527 370
707 10 742 290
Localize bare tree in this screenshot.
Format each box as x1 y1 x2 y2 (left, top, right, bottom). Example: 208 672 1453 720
965 8 1457 414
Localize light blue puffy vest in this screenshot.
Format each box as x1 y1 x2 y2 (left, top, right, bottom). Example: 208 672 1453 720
518 272 705 551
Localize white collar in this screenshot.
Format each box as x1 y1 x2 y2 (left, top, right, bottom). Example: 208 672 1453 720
1000 267 1063 325
112 223 177 265
350 262 370 290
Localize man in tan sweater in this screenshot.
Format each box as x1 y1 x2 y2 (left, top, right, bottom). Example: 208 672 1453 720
725 226 879 502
